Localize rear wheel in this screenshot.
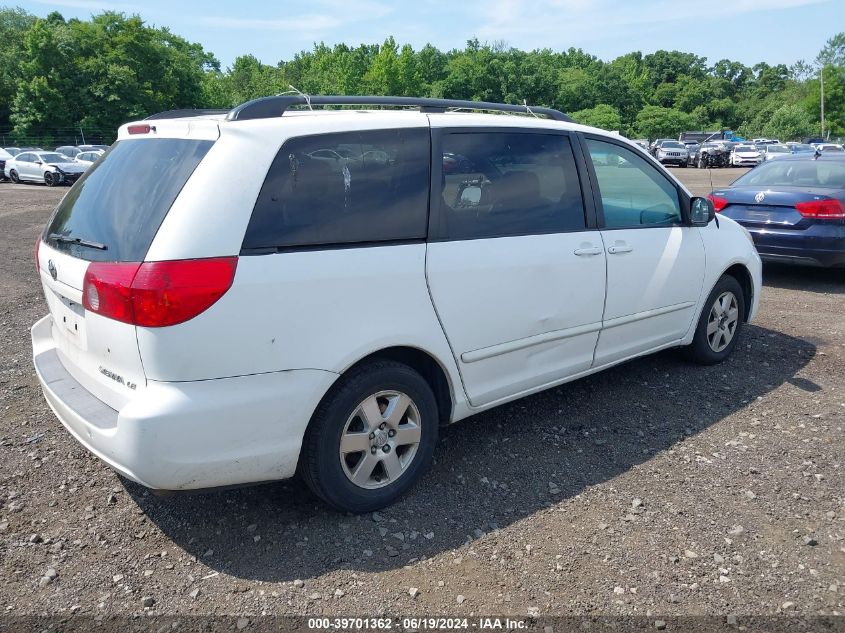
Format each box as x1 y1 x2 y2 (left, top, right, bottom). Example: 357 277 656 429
9 170 19 183
685 275 745 365
300 360 439 513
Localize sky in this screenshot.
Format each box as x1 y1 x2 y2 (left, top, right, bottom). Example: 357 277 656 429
23 0 845 69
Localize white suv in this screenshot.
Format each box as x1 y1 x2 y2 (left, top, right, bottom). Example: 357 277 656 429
32 96 761 512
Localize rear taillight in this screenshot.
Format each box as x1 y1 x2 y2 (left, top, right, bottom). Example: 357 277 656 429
794 199 845 219
35 236 41 273
82 257 237 327
706 193 729 212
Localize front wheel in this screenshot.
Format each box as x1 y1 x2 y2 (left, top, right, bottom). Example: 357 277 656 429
44 172 57 187
685 275 745 365
300 360 439 513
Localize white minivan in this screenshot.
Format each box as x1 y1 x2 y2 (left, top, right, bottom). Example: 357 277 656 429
32 96 761 512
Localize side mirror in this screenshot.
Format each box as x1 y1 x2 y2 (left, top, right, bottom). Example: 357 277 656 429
690 196 715 226
459 185 482 207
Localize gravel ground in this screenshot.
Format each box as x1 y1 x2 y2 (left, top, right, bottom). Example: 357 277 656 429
0 170 843 621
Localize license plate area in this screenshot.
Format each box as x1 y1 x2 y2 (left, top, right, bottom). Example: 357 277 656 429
47 288 88 350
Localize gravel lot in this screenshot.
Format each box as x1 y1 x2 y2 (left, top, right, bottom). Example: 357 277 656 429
0 169 843 621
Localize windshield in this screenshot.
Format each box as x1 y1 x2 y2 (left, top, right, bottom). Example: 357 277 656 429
734 146 756 152
662 142 685 149
792 144 814 152
44 138 214 262
37 153 68 163
732 159 845 188
767 145 790 153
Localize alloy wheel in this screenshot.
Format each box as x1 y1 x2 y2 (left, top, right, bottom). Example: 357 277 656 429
707 291 739 353
339 390 422 490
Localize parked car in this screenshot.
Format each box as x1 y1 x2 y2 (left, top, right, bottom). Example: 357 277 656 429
654 140 689 167
4 147 22 156
695 141 730 168
631 139 649 151
684 143 701 166
55 145 82 158
730 144 762 167
788 143 817 157
709 155 845 268
649 138 675 155
815 143 844 153
4 150 87 186
31 96 761 512
79 144 109 151
0 148 13 180
760 144 791 161
74 150 104 165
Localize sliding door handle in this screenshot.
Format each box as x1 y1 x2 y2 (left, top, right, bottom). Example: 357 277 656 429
573 246 603 256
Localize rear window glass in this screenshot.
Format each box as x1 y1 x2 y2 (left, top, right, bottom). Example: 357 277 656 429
44 139 213 262
733 160 845 188
243 128 430 251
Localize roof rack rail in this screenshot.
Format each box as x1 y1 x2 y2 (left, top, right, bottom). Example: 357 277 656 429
225 95 572 123
145 109 230 120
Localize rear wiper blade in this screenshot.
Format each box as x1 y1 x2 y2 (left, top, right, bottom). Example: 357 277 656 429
48 233 108 251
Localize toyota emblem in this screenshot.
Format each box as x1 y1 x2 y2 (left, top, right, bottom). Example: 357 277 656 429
48 259 57 280
755 191 765 203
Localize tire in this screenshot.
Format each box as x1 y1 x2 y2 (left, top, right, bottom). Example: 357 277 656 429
9 170 19 183
300 360 439 513
44 172 56 187
685 275 745 365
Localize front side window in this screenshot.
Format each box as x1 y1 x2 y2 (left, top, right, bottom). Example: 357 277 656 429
586 138 682 228
438 132 585 240
243 128 430 250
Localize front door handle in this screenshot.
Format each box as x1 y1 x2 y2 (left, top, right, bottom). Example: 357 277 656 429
607 242 633 254
573 245 603 256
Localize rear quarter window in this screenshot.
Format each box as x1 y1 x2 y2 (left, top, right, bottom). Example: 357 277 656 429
242 128 430 251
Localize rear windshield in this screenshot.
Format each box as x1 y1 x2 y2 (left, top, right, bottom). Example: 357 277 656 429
44 138 214 262
732 160 845 188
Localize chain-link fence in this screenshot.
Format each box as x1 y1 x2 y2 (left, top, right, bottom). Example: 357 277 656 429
0 127 115 149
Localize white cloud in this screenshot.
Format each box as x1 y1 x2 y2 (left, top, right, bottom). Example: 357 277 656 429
199 0 393 35
30 0 141 10
199 14 341 32
474 0 832 49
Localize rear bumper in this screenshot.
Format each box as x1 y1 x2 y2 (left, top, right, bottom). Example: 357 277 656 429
744 226 845 268
31 315 338 490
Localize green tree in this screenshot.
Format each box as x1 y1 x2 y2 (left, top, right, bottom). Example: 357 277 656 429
816 32 845 67
806 65 845 136
761 103 819 140
0 7 35 127
571 104 622 130
363 37 401 95
634 105 697 139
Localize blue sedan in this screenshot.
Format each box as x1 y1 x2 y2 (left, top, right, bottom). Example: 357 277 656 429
708 155 845 268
